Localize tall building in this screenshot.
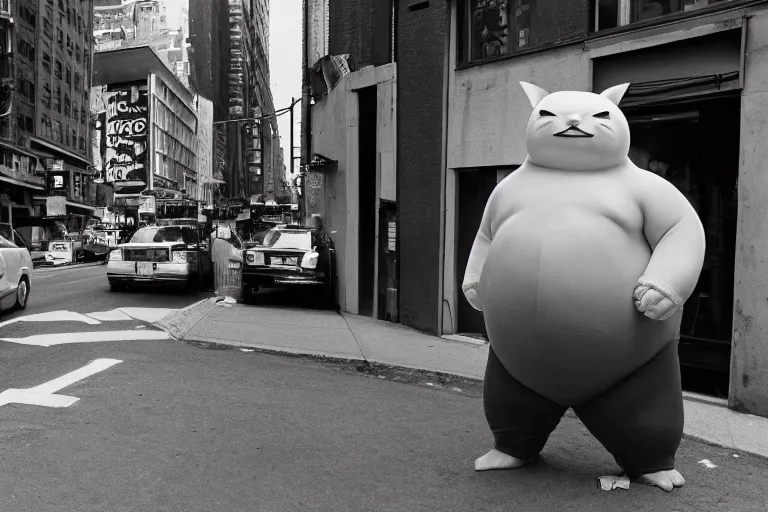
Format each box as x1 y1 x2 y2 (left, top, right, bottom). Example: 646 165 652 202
0 0 98 234
223 0 278 204
188 0 230 195
91 45 199 225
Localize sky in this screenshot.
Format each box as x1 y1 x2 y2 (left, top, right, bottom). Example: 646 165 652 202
162 0 302 179
268 0 303 177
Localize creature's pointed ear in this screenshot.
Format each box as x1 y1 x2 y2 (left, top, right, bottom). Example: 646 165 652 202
520 82 550 108
600 83 630 106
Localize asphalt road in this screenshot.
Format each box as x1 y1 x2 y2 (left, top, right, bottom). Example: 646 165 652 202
2 264 211 322
0 264 767 511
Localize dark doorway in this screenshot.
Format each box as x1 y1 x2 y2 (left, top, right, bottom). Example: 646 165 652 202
456 168 515 339
378 200 398 322
358 86 377 317
625 93 740 398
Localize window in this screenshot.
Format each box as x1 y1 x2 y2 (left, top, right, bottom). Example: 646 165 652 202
594 0 737 31
75 44 81 63
74 72 80 91
70 129 76 148
78 15 82 35
73 100 78 120
16 78 35 104
42 51 51 73
54 59 62 79
67 35 73 56
54 85 61 113
57 27 63 47
458 0 587 65
42 83 51 108
17 40 35 63
43 18 52 37
66 64 71 84
79 136 85 153
64 94 70 117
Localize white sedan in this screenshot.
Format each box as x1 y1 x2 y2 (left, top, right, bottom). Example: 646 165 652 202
0 230 32 312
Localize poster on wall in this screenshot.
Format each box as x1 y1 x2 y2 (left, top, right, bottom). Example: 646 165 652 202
94 83 149 186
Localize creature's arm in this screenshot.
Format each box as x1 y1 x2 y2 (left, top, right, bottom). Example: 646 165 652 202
462 188 499 312
635 173 706 320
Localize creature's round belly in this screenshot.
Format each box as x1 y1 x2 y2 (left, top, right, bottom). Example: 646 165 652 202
479 211 679 406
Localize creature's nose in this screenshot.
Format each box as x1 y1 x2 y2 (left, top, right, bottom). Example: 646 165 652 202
566 116 581 126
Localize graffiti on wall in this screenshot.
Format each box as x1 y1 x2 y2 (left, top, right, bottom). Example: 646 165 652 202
98 84 149 183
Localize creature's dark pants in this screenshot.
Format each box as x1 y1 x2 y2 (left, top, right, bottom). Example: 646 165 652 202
483 341 684 479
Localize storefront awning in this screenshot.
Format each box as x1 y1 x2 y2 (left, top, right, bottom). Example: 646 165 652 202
0 174 45 191
28 136 92 168
621 72 740 108
0 140 44 160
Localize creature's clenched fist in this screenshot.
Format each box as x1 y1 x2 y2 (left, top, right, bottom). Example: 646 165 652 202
463 283 483 312
633 284 679 321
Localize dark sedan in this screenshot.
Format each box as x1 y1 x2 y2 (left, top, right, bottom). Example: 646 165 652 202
241 226 335 304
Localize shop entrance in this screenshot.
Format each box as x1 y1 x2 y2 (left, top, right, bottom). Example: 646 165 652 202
625 93 739 398
456 167 516 339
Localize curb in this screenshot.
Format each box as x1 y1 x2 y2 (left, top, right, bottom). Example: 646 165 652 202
151 302 768 462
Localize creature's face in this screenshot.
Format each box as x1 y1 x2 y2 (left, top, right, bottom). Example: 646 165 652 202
521 83 631 171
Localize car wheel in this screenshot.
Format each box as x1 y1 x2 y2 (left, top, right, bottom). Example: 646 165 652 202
14 276 30 310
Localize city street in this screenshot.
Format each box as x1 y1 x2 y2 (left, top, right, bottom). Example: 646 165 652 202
0 264 766 511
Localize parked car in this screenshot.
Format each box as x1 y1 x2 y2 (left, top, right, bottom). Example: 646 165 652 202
106 225 210 292
241 226 335 303
0 229 32 312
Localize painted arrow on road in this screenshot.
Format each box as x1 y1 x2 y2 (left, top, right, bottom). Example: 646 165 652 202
1 330 170 346
0 358 122 408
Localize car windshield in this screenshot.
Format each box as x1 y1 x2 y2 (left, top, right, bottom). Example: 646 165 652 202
130 227 195 244
263 230 312 250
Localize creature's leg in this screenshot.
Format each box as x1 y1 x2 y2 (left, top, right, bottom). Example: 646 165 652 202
573 340 685 491
478 346 567 471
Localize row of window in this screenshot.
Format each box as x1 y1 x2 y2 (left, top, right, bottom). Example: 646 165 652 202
16 115 34 134
17 39 35 64
16 78 35 104
18 5 37 27
40 113 87 154
459 0 738 65
42 55 86 92
41 82 88 124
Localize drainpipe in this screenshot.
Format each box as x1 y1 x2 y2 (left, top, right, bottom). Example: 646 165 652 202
300 0 311 226
437 1 452 337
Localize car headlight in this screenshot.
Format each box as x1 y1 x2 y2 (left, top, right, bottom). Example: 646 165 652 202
301 251 319 269
245 250 264 265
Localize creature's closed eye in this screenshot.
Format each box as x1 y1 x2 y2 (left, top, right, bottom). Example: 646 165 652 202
593 111 611 119
539 110 556 117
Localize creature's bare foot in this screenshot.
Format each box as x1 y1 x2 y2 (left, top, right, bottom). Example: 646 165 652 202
474 449 534 471
635 469 685 492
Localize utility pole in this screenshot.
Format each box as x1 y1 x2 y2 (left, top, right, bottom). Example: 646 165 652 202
290 96 294 176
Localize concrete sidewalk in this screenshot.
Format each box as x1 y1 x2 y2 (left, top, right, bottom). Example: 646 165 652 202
155 297 768 460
